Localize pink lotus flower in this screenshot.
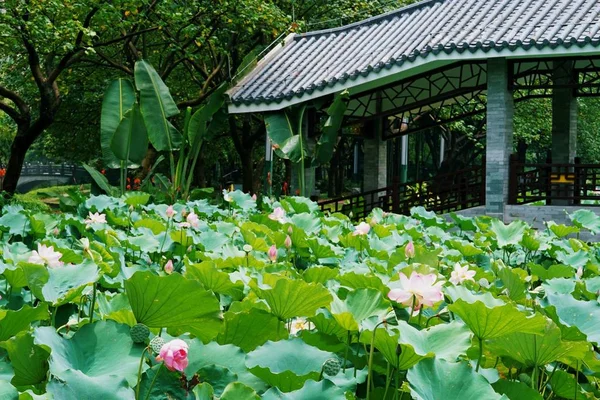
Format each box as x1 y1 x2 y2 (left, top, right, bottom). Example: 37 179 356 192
84 212 106 225
164 260 174 274
28 243 63 268
268 245 278 262
353 222 370 236
405 242 415 259
449 263 476 285
156 339 189 372
166 205 176 218
284 235 292 249
387 272 444 312
269 207 286 223
186 212 200 228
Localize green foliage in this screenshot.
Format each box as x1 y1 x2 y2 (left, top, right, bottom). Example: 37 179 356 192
0 189 598 398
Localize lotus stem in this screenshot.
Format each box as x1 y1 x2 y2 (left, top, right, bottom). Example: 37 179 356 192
476 337 483 372
343 330 350 373
144 363 163 400
366 321 386 400
135 347 149 400
89 283 97 324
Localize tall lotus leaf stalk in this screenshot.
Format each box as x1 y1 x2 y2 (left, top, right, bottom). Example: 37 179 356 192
366 320 387 400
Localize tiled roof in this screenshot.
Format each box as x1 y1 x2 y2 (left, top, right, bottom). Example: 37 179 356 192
228 0 600 109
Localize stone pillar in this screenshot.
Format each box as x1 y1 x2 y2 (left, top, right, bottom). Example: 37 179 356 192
551 61 578 206
552 60 577 164
363 119 388 192
485 58 514 219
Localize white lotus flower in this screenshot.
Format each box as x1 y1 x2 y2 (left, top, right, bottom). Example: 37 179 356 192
84 212 106 225
28 243 63 268
450 263 476 285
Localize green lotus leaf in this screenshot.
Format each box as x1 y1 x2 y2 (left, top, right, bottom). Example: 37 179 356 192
569 209 600 233
445 285 505 308
261 379 346 400
492 379 543 400
543 292 600 344
34 320 143 389
85 195 118 212
303 267 338 285
497 267 527 301
360 328 426 370
490 220 527 248
96 293 136 326
0 303 48 342
218 308 287 352
198 231 229 252
0 207 30 236
448 300 546 340
549 369 585 399
227 190 256 211
555 250 588 269
530 264 573 281
280 197 319 214
137 364 188 400
254 278 332 320
337 271 386 292
46 370 135 400
22 261 99 306
0 380 17 400
487 322 589 366
291 213 322 235
543 278 576 295
447 240 484 257
330 288 389 332
123 192 150 207
397 320 472 361
246 338 333 392
185 261 244 300
407 358 507 400
549 223 580 238
125 271 221 342
308 310 347 339
185 340 265 392
0 333 49 387
132 218 166 235
220 382 260 400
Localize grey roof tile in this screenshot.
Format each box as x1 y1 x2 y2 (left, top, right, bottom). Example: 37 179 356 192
229 0 600 107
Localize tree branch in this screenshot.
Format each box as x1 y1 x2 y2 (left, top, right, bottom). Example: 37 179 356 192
0 85 29 116
0 101 21 123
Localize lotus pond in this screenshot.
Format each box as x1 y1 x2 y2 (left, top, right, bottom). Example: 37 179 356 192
1 191 600 399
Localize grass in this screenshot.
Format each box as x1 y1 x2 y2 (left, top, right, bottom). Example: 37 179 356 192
13 184 91 212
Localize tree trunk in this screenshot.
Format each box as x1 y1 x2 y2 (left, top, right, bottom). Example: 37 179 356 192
240 145 254 194
3 125 38 194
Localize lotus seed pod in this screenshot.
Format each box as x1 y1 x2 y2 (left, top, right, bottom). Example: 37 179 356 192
130 323 150 343
322 358 342 376
149 336 166 354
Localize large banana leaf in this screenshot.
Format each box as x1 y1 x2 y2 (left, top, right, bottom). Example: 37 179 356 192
134 60 182 151
101 79 135 168
315 91 349 164
264 106 306 163
110 103 148 166
188 84 228 151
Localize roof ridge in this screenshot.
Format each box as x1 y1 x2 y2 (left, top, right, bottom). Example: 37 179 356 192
298 0 446 38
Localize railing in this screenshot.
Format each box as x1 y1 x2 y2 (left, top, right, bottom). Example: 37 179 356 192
509 154 600 205
20 164 86 177
318 164 485 219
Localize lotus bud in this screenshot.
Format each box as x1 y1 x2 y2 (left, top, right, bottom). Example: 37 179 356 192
284 235 292 249
53 228 60 236
252 194 257 201
576 266 584 279
187 245 193 253
164 260 174 274
288 226 293 235
166 205 176 218
405 241 415 259
268 245 277 262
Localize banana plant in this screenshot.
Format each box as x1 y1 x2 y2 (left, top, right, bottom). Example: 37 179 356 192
265 90 349 197
96 60 226 200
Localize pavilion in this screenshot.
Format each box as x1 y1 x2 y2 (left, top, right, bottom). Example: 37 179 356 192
226 0 600 226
